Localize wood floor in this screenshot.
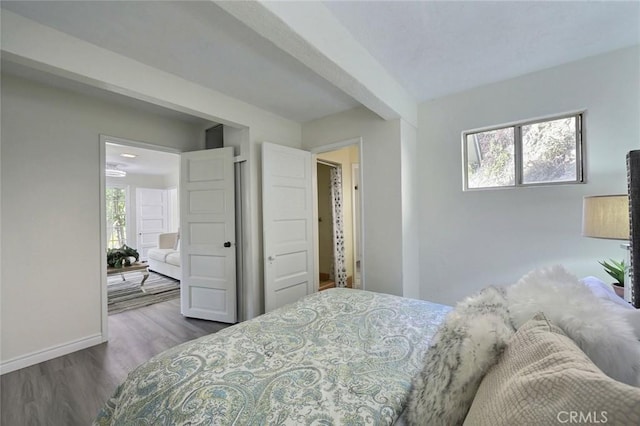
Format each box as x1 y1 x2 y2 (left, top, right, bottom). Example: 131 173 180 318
0 299 229 426
319 275 353 292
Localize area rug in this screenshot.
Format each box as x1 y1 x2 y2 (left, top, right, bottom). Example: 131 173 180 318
108 271 180 315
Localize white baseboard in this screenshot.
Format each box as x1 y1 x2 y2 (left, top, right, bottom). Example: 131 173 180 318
0 333 103 375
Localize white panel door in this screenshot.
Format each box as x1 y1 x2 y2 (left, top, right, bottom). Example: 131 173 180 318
136 188 168 261
262 142 314 312
181 147 236 323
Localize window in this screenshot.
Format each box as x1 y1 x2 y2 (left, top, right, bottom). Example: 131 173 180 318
106 186 128 249
463 113 584 190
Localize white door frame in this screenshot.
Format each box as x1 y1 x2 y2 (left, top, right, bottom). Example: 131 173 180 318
99 134 181 342
351 163 361 287
310 137 365 292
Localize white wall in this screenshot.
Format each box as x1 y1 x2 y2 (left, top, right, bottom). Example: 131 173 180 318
1 72 304 371
418 46 640 306
163 167 180 189
303 107 405 296
2 9 303 324
0 74 203 367
401 119 420 299
1 12 305 371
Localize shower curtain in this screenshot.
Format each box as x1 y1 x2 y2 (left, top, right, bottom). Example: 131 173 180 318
330 166 348 288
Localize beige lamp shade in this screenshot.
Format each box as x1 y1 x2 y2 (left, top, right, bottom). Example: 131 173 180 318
582 195 630 240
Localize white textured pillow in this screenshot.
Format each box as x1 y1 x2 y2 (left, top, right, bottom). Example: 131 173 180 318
507 265 640 386
464 313 640 426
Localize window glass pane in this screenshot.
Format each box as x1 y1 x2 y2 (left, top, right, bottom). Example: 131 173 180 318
466 128 515 188
521 116 577 184
106 187 127 249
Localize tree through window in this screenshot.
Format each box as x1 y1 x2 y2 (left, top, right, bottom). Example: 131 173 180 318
106 186 127 248
464 113 583 190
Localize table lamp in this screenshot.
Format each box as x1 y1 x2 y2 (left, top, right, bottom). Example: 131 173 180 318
582 194 631 301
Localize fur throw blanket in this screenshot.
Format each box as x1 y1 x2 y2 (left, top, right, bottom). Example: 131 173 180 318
404 266 640 426
404 286 513 426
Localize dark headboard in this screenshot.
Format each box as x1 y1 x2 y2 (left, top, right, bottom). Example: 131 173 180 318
628 150 640 307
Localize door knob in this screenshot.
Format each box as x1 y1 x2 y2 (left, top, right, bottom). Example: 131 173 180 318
224 241 232 248
268 255 276 261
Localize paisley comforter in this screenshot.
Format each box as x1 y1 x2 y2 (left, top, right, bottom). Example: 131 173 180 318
94 288 450 425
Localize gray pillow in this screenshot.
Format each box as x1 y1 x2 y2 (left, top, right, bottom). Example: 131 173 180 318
404 286 514 426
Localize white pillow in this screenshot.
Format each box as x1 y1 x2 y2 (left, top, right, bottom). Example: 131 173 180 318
507 266 640 387
580 275 633 309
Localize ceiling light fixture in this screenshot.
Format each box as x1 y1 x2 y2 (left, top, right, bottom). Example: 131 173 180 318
105 163 127 177
120 153 137 158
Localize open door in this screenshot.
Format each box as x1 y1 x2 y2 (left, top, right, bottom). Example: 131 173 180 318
262 142 315 312
180 147 236 323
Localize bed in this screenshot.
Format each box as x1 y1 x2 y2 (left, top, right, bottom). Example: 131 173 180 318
94 288 451 425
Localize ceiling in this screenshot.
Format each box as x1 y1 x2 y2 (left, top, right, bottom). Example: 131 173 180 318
105 142 179 177
2 1 639 124
325 1 640 102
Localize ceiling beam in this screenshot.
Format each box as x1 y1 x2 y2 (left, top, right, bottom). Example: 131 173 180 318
0 10 300 134
215 1 417 127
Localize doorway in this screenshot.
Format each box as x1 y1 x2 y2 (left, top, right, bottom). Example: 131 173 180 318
101 136 182 321
101 135 243 334
317 162 340 290
261 139 364 312
314 141 362 291
104 138 180 262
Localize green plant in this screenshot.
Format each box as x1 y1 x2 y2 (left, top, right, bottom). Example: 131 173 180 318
599 259 627 286
107 244 139 268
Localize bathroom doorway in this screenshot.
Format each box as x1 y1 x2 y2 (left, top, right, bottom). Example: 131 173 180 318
315 143 361 291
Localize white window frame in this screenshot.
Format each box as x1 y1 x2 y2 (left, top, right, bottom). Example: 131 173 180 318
462 111 585 191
